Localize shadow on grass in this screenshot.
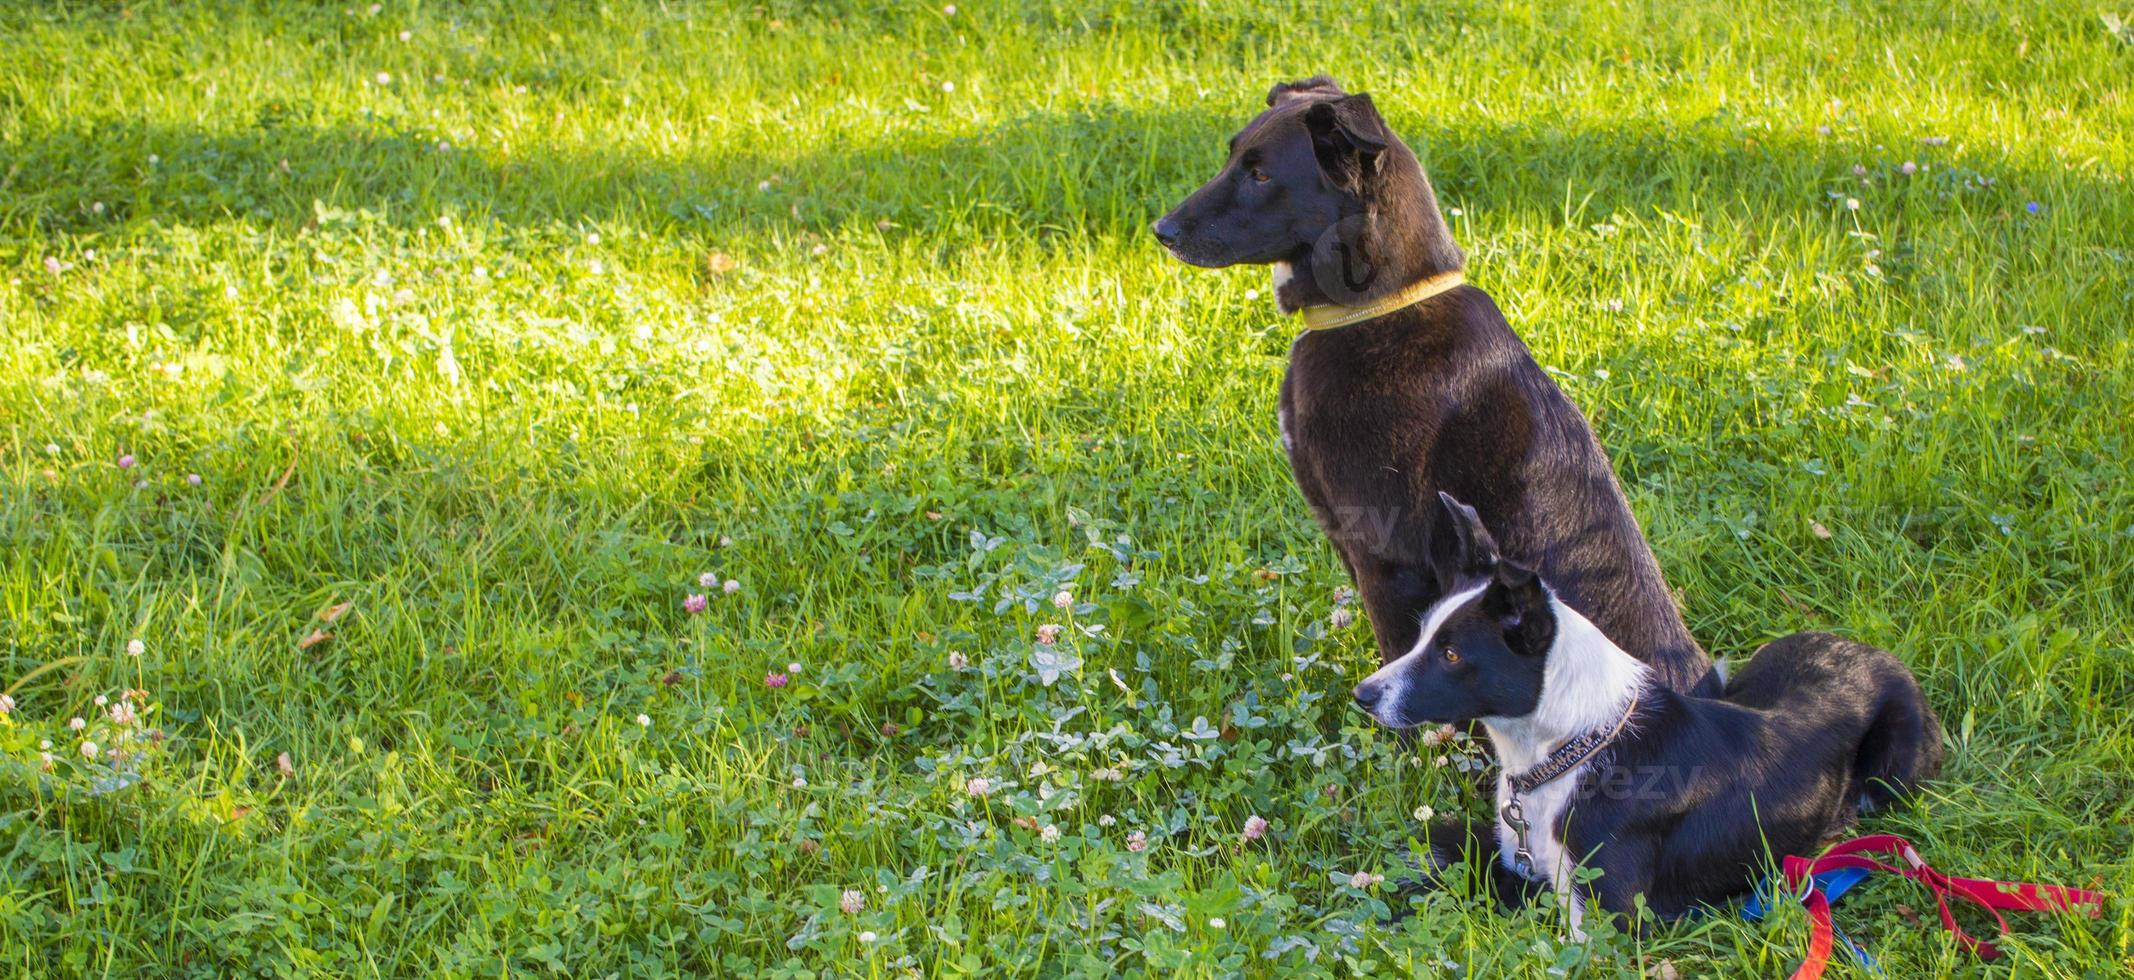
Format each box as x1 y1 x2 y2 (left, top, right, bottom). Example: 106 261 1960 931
3 101 2109 249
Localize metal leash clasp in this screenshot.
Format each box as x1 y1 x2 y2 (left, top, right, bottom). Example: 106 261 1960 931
1501 795 1536 879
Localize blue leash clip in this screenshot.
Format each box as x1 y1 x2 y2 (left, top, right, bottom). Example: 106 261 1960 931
1744 868 1880 974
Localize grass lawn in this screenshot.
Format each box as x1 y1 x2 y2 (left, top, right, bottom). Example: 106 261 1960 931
4 0 2131 975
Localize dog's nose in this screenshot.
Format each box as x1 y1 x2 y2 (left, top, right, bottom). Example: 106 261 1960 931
1151 216 1181 249
1353 681 1383 710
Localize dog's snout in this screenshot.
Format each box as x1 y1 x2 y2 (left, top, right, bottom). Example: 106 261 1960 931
1151 216 1182 249
1352 680 1384 710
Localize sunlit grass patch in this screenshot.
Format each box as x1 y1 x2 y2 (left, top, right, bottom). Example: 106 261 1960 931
2 0 2129 974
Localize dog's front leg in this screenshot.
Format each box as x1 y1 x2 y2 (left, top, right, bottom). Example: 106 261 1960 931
1389 816 1546 913
1572 841 1659 940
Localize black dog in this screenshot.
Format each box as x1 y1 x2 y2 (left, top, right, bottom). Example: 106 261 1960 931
1353 494 1942 930
1155 76 1719 697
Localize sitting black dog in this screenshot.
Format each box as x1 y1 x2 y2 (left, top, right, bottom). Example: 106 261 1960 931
1154 76 1719 698
1353 493 1942 932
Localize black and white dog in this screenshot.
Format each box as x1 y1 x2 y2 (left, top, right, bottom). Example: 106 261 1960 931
1354 494 1943 930
1155 76 1720 697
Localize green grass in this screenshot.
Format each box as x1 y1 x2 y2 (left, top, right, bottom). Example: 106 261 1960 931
3 0 2131 975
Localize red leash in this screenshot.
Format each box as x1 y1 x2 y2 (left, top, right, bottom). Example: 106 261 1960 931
1779 834 2104 979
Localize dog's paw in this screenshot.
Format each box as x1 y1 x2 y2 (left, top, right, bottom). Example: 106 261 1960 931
1388 845 1457 892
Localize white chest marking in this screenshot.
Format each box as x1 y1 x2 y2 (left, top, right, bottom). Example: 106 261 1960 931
1493 766 1589 937
1277 404 1293 452
1480 599 1649 941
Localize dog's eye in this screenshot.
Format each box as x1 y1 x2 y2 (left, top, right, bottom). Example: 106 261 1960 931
1442 648 1460 664
1249 168 1271 183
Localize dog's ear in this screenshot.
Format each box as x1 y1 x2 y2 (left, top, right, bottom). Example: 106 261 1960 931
1428 491 1499 589
1482 561 1557 658
1302 94 1391 189
1266 75 1346 107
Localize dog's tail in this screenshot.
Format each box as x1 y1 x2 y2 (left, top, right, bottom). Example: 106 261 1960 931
1852 661 1943 811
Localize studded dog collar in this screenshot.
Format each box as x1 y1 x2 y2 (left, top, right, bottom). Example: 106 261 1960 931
1507 690 1643 796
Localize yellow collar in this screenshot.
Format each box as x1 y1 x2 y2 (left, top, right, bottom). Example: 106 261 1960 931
1298 269 1466 331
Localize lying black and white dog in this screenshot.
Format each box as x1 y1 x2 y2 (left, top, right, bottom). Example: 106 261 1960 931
1354 493 1943 929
